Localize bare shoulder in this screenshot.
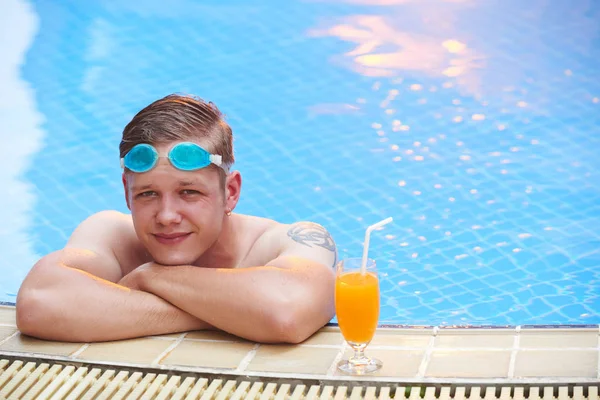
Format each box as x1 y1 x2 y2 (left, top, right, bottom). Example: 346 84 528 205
68 210 132 244
67 210 147 273
72 210 129 229
259 219 338 269
237 215 338 268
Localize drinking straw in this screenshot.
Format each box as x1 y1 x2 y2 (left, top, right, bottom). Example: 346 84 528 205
361 217 393 274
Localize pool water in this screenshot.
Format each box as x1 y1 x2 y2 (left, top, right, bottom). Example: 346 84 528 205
1 0 599 326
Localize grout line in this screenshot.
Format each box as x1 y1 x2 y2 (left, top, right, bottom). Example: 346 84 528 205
234 343 261 373
507 325 521 378
326 341 348 376
70 343 90 359
416 327 438 378
151 332 187 366
0 324 17 327
0 330 19 347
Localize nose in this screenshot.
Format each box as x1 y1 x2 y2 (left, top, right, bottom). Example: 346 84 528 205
155 196 183 226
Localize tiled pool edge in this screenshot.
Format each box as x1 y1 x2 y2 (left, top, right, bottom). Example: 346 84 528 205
1 305 598 384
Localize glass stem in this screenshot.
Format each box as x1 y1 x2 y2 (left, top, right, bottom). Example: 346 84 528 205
349 342 368 365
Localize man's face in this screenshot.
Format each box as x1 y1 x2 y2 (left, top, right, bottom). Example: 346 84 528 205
123 141 227 266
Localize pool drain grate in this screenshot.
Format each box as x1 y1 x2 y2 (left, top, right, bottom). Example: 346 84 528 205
0 358 597 399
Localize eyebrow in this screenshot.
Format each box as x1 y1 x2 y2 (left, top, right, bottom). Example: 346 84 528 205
131 181 203 192
132 184 153 192
178 181 198 187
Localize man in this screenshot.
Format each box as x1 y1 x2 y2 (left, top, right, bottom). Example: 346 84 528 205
16 94 337 344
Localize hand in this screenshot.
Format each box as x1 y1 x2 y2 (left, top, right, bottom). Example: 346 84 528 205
118 262 156 291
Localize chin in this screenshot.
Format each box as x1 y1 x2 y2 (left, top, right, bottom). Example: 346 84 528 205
144 238 201 266
151 252 197 267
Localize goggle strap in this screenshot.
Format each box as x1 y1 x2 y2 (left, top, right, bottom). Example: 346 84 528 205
209 154 223 166
120 158 125 169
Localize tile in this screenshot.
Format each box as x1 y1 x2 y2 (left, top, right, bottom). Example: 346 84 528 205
185 330 248 342
0 326 17 341
300 330 344 346
0 333 83 356
0 307 16 325
426 350 511 378
334 349 424 377
247 345 339 374
435 333 514 349
77 338 173 364
370 331 432 348
519 332 598 349
161 340 254 369
514 350 597 378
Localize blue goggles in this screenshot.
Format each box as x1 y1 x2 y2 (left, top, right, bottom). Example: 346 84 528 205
120 142 226 173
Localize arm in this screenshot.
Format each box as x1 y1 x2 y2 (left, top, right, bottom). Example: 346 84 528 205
16 211 209 342
134 222 337 344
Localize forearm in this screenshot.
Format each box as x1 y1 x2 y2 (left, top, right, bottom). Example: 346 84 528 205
141 261 332 343
16 264 209 342
141 266 292 342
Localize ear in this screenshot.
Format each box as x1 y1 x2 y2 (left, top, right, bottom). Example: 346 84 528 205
225 171 242 212
122 173 131 210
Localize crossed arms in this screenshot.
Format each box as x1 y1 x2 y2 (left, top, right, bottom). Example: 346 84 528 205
15 211 337 343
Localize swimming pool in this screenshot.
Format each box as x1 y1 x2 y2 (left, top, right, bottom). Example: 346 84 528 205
1 0 599 327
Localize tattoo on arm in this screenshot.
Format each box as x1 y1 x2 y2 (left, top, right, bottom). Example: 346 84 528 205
287 222 338 267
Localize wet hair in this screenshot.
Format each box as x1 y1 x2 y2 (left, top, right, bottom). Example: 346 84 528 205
119 94 234 183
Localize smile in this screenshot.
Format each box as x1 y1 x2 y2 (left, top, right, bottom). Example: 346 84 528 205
153 232 191 245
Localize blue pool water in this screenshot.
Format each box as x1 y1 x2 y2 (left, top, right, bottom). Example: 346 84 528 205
1 0 599 326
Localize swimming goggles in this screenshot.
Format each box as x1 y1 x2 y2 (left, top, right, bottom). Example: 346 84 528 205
120 142 226 173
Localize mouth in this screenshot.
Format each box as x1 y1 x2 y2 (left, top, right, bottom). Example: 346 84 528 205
153 232 192 245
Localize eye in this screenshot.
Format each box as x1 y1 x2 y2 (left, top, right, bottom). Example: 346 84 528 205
181 189 201 196
136 191 157 199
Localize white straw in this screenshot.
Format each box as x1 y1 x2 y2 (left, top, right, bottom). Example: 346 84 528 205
361 216 393 274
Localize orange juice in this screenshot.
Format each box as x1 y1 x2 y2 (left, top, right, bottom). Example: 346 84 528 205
335 271 380 344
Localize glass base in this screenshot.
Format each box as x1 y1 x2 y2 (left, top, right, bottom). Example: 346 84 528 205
337 357 383 375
